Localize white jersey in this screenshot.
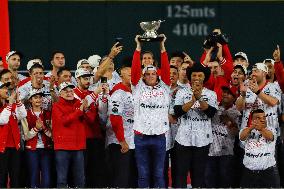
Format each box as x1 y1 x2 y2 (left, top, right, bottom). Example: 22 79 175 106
106 87 135 149
45 71 77 86
174 86 218 147
166 85 182 151
209 105 241 156
89 71 122 91
132 79 170 135
177 80 191 89
18 80 52 111
241 127 276 170
240 82 281 136
18 73 27 81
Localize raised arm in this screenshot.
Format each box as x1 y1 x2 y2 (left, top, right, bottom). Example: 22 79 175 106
159 34 170 86
94 43 122 83
131 35 142 86
273 45 284 92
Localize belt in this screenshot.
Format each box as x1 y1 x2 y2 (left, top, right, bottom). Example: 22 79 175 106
246 165 276 174
134 130 165 137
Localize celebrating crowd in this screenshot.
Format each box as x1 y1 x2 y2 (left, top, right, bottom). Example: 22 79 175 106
0 28 284 188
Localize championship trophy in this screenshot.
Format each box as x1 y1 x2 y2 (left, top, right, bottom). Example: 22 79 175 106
138 20 165 42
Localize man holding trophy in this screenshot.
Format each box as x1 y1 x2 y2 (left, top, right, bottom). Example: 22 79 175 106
131 20 171 188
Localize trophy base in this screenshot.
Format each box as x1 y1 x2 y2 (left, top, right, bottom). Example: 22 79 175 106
138 36 164 42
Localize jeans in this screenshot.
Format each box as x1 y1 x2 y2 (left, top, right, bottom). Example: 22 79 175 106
134 134 166 188
173 142 209 188
26 149 51 188
205 155 235 187
0 148 21 188
55 150 85 188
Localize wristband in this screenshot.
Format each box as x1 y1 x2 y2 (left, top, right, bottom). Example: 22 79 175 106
255 89 261 95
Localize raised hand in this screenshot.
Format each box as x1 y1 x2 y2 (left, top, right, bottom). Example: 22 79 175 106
183 52 194 65
159 34 167 52
109 43 123 59
8 90 16 105
216 43 223 61
273 45 281 62
203 47 214 66
102 83 109 95
49 75 57 90
135 35 142 51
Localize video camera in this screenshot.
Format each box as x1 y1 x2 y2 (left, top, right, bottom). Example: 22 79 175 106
203 32 229 49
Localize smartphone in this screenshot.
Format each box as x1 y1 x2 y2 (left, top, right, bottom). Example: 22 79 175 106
115 37 123 47
101 76 108 83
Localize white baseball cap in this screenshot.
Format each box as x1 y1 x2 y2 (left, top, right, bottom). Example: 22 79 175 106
27 59 43 71
77 59 91 70
263 58 275 65
58 82 75 93
142 65 157 74
6 51 23 61
28 89 45 99
75 68 93 78
253 63 268 73
234 52 248 62
88 55 101 68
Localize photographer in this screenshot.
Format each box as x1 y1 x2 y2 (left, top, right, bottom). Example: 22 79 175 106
200 29 233 88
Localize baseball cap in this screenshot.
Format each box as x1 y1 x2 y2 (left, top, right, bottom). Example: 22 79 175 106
75 68 93 78
27 59 43 71
142 65 157 74
234 64 247 75
6 51 23 61
0 81 10 89
77 59 90 70
221 85 237 97
263 58 275 65
234 52 248 62
28 89 45 99
88 55 101 68
58 82 75 93
253 63 268 73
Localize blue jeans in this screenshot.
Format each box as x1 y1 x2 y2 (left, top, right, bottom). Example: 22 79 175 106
134 134 166 188
26 149 51 188
55 150 85 187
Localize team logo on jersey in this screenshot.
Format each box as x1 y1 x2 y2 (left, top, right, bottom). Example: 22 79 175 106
112 107 118 113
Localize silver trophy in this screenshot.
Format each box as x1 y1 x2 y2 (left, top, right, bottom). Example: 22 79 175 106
139 20 165 42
